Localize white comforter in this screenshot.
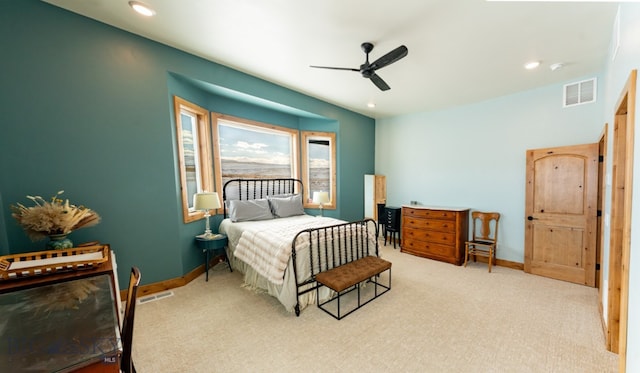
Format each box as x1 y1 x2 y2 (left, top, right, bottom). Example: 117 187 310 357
223 215 344 285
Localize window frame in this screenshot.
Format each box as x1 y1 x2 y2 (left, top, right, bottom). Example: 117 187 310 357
173 96 214 223
300 131 337 210
212 113 300 197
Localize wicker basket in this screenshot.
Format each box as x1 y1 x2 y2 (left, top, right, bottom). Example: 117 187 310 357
0 245 109 280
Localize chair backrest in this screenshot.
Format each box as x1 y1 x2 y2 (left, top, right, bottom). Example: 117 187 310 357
471 211 500 244
121 266 141 373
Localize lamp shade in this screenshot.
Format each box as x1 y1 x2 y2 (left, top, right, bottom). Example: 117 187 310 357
193 192 221 211
312 191 330 205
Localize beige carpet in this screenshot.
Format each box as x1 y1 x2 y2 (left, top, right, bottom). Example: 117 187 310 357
132 241 618 372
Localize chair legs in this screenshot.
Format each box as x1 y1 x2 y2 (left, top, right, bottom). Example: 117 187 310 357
464 243 469 267
464 243 495 272
489 246 493 273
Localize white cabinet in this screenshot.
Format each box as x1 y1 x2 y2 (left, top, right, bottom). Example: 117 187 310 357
364 174 386 220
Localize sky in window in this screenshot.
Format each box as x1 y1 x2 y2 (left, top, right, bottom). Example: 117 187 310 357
219 123 291 165
308 142 330 168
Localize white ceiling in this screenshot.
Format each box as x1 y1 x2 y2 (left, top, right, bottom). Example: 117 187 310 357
43 0 618 118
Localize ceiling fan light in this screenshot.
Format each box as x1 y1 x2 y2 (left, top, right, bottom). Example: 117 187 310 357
129 1 156 17
550 63 564 71
524 61 541 70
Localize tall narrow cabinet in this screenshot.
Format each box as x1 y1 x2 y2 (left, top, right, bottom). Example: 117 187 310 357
364 174 386 220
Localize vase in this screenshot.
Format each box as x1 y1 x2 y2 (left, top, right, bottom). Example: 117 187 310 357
47 233 73 250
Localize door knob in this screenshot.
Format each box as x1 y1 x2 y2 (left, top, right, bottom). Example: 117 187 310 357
527 216 536 221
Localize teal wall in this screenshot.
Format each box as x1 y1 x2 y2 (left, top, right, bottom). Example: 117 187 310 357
0 0 375 287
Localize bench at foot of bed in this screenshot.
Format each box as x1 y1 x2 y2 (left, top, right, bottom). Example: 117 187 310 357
315 256 392 320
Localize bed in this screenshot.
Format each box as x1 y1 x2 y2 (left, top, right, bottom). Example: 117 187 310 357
218 178 379 316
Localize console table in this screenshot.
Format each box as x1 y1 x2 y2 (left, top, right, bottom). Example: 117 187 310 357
401 206 469 265
0 245 121 372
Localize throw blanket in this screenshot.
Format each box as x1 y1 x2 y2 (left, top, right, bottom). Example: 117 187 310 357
233 215 343 285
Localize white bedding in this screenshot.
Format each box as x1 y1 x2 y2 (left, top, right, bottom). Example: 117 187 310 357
230 215 343 285
219 214 376 312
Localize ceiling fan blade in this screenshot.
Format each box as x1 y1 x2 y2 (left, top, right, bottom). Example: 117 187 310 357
369 45 408 71
369 72 390 91
310 65 359 72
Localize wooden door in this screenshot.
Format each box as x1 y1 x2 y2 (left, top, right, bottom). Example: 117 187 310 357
524 143 598 286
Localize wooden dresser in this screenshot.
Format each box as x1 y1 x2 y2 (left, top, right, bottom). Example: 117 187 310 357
401 206 470 265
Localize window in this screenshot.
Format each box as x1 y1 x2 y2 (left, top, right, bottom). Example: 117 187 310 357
173 96 213 223
301 131 336 209
175 99 337 219
212 114 299 195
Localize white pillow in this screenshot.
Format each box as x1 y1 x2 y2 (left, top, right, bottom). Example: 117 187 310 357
228 199 274 222
268 194 304 218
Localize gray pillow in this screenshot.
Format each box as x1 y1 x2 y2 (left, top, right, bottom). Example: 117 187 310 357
228 199 274 222
268 193 293 198
268 194 305 218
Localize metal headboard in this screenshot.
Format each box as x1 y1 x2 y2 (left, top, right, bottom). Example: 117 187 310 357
222 178 303 218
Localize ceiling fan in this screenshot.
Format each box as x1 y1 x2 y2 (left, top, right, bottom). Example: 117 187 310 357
310 42 408 91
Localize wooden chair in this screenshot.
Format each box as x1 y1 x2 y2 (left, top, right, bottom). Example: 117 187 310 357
464 212 500 272
121 267 141 373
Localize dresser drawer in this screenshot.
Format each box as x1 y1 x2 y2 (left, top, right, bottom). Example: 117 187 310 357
403 227 455 246
402 216 455 232
403 208 457 220
400 206 469 266
402 238 456 259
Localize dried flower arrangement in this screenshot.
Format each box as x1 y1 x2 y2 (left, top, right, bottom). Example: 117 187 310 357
11 190 101 241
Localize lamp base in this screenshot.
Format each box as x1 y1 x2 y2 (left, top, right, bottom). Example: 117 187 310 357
197 212 222 239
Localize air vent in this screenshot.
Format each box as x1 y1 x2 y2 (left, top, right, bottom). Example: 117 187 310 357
137 291 174 304
563 78 597 107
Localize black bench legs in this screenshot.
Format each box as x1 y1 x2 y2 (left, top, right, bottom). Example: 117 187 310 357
315 256 392 320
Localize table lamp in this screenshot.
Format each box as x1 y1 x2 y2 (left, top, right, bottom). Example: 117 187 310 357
193 192 221 238
312 191 330 217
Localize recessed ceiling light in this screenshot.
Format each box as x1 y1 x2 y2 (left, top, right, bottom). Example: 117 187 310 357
129 1 156 17
524 61 541 70
367 102 376 108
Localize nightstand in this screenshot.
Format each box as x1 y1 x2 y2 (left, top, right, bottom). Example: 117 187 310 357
195 234 232 281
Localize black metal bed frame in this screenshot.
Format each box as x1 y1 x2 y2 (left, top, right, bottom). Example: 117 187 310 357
291 219 379 316
222 178 380 316
222 178 302 218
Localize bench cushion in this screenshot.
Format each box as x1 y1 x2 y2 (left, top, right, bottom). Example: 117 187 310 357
315 256 392 292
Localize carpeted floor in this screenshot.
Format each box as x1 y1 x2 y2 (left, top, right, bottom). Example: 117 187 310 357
132 241 618 372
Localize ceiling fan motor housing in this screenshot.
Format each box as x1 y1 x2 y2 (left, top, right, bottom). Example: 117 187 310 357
361 42 374 54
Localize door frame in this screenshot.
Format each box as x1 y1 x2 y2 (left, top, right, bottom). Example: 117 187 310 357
597 126 607 291
607 69 636 372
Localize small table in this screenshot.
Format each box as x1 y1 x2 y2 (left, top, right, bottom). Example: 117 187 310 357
195 234 232 281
